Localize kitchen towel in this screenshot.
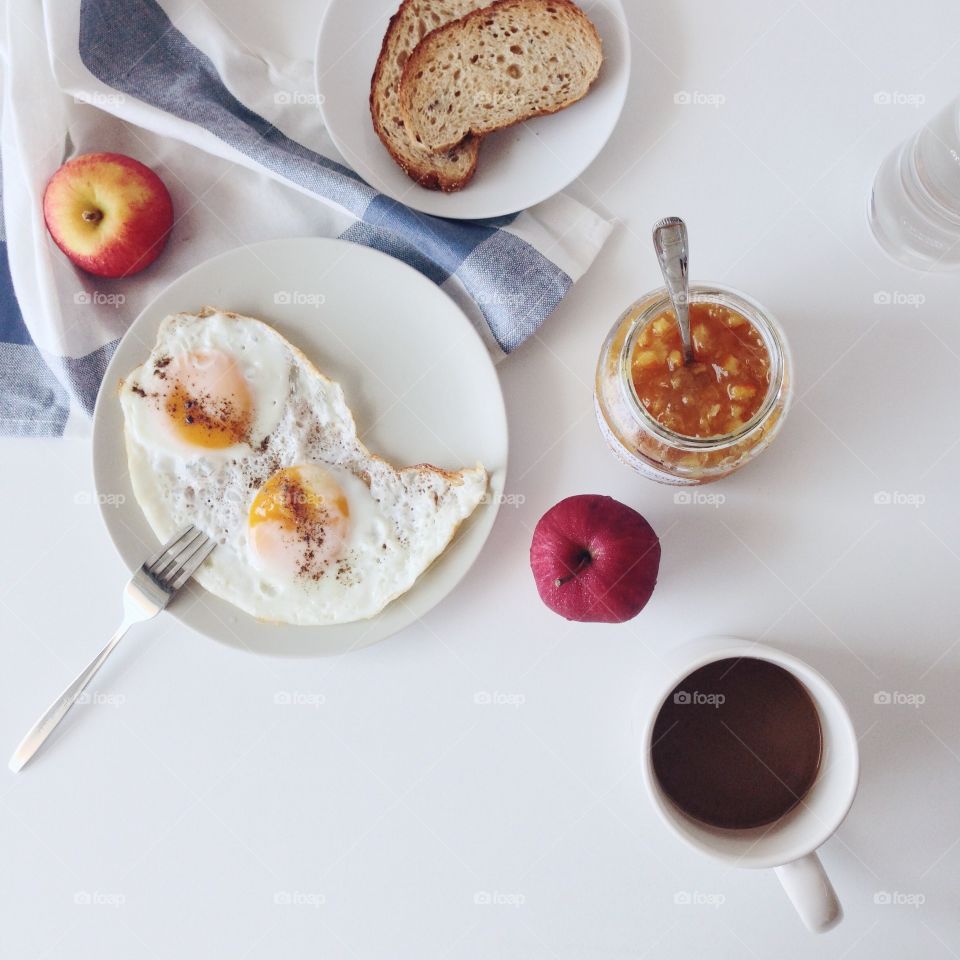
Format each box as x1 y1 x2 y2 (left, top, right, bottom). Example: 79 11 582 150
0 0 613 436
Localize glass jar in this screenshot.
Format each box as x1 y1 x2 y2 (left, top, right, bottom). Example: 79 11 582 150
595 285 793 485
869 96 960 271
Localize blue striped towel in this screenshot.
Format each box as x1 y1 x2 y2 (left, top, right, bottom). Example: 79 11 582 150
0 0 612 437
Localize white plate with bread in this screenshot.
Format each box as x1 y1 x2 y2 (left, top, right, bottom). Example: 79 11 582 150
315 0 630 219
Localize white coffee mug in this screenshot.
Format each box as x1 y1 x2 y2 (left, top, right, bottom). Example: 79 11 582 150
640 637 859 933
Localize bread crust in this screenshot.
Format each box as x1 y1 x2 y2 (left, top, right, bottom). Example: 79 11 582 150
397 0 603 154
370 0 482 191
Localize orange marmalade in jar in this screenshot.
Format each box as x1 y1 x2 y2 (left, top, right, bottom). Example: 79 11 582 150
595 286 792 484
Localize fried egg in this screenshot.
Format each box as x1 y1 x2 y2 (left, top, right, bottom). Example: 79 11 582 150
120 307 488 625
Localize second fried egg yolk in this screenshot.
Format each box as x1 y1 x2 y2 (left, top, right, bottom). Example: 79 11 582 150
163 350 253 449
248 465 350 579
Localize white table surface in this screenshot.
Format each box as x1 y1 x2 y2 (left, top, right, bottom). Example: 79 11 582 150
2 0 959 956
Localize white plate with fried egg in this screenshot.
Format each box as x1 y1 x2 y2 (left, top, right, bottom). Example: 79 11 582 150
92 238 507 656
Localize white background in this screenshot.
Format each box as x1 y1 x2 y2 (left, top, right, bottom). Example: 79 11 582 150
2 0 960 956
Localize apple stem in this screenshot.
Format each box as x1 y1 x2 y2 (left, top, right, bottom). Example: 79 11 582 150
554 551 592 588
81 209 103 224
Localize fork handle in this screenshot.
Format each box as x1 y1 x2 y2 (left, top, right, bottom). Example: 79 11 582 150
9 620 132 772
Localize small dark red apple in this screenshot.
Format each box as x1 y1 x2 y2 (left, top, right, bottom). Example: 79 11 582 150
530 494 660 623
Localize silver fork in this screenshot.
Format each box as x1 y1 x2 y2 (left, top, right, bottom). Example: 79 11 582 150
9 525 215 773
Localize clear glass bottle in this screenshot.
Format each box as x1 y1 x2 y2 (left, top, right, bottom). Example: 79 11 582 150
869 97 960 270
595 285 793 485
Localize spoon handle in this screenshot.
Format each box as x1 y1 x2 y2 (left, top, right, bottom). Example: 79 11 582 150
652 217 693 364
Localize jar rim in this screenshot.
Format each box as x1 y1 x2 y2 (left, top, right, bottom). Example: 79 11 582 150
618 284 789 451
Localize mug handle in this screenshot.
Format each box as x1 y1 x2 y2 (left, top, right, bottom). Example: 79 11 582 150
774 852 842 933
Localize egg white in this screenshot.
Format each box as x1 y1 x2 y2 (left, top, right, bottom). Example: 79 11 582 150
122 307 290 460
120 307 488 625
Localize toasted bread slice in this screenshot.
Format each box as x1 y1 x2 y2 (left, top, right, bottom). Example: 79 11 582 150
398 0 603 154
371 0 489 191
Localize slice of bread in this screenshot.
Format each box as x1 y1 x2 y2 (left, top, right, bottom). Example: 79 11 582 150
398 0 603 155
371 0 489 191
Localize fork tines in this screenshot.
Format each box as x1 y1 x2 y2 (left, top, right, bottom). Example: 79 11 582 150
144 525 215 592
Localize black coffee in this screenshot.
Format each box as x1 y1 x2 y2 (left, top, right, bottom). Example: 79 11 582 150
651 657 822 829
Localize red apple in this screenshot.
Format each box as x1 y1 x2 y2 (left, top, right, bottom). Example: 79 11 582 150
530 494 660 623
42 152 173 278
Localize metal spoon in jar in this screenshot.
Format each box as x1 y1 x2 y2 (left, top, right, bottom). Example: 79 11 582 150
652 217 694 365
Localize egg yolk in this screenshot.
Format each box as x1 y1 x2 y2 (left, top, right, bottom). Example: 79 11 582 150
248 465 350 579
163 351 253 449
